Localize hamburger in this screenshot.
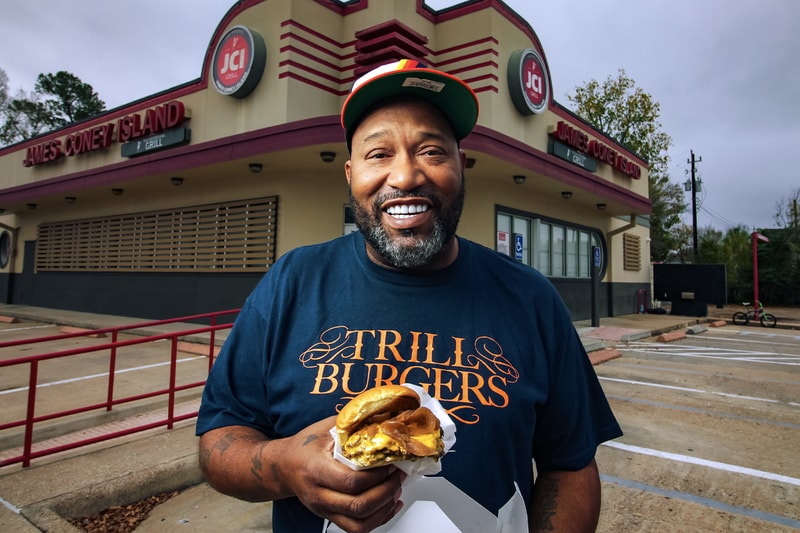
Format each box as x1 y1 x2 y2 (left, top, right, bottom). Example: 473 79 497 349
335 384 445 468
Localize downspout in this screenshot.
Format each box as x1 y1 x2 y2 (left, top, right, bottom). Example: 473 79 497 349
604 214 638 316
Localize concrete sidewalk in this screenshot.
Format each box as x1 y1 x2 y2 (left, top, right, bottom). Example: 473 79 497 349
0 305 754 532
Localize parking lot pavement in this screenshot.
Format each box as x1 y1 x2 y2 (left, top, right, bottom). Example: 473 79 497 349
0 304 759 532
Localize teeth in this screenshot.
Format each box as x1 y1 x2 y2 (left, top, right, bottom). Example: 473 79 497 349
387 204 428 217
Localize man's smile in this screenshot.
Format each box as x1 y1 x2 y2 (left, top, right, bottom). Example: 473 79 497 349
385 203 429 219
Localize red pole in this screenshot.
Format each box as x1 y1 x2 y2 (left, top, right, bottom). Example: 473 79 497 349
752 232 759 317
752 232 769 318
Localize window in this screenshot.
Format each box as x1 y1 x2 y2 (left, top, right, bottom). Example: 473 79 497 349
36 197 278 273
496 208 602 278
0 231 10 269
537 222 551 275
566 228 578 277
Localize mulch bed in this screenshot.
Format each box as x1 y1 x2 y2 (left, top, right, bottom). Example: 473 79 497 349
68 491 178 532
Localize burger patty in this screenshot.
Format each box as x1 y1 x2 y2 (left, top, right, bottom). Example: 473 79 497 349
342 407 444 464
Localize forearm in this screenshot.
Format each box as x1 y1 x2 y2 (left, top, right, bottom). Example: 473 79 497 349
528 459 601 532
199 425 293 502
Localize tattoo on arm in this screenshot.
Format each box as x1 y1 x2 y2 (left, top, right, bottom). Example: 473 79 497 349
250 441 269 485
530 475 560 531
213 432 236 455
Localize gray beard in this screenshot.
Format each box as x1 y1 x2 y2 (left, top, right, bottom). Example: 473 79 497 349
349 187 463 269
363 217 448 269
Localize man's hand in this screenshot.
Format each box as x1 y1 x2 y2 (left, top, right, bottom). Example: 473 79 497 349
199 416 405 533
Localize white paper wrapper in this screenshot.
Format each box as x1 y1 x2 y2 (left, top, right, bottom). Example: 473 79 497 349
330 383 456 477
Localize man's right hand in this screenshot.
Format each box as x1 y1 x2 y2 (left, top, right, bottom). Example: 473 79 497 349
199 416 405 533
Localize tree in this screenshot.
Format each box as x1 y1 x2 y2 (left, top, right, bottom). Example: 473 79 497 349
0 70 105 145
0 90 50 143
696 226 725 264
0 68 8 108
567 69 687 262
774 187 800 229
759 227 800 305
34 71 105 127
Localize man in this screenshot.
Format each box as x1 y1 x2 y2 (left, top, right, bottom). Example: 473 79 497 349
197 59 622 532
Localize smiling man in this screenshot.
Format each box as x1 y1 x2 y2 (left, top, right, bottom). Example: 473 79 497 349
345 96 465 271
197 60 622 532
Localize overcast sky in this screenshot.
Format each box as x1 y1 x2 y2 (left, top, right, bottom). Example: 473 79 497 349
2 0 798 231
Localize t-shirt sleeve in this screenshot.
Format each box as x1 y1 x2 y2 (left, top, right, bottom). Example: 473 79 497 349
195 295 274 437
531 295 622 471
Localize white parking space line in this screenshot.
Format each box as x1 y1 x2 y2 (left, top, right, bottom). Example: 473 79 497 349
621 342 800 366
0 324 58 334
705 328 800 344
604 441 800 487
599 376 782 404
0 356 205 396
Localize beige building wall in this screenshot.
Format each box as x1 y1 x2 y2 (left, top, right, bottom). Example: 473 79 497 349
0 0 652 317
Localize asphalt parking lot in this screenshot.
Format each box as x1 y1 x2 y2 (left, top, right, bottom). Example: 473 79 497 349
0 306 798 532
594 325 800 531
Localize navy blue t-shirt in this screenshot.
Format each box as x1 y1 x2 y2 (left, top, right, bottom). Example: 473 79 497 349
197 232 622 531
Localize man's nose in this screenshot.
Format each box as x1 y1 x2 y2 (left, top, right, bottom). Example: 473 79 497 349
385 153 425 190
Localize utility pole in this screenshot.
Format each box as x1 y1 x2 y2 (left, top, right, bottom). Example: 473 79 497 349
687 150 702 257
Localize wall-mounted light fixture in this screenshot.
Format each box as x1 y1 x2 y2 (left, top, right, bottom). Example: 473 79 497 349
465 157 476 169
27 203 37 210
561 191 573 200
320 151 336 163
249 163 263 173
596 203 607 210
112 188 124 196
65 196 77 204
513 175 526 185
171 177 184 186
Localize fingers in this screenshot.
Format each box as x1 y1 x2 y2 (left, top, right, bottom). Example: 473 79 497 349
317 469 406 533
287 416 408 531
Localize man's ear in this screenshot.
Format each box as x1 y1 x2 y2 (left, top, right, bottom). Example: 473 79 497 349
345 160 352 186
459 150 467 172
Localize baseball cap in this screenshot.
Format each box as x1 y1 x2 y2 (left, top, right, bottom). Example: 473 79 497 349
341 59 479 149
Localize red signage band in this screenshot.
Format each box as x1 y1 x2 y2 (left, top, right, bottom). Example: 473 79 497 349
22 101 186 167
551 121 642 179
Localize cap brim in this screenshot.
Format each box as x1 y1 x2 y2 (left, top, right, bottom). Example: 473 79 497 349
342 68 478 141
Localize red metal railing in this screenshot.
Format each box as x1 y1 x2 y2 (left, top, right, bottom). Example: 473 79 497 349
0 309 239 468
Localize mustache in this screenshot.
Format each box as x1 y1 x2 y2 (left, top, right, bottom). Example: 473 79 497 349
373 190 440 209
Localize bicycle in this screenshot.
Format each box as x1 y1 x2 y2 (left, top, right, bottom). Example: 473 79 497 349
732 301 777 328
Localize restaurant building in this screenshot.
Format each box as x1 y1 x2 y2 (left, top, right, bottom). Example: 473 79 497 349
0 0 651 320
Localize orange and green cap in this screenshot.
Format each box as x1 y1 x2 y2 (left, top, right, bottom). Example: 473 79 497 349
341 59 479 149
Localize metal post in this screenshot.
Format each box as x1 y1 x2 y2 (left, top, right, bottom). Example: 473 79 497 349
689 150 702 258
591 246 600 327
752 232 769 318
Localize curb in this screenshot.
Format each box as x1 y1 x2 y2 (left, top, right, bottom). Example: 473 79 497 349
686 325 708 335
177 341 220 357
656 330 687 343
59 326 107 338
24 454 202 532
619 330 652 342
589 348 621 365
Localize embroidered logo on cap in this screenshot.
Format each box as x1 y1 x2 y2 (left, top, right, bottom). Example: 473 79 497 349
402 77 446 93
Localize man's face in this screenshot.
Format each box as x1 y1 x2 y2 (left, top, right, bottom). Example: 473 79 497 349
345 98 466 271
